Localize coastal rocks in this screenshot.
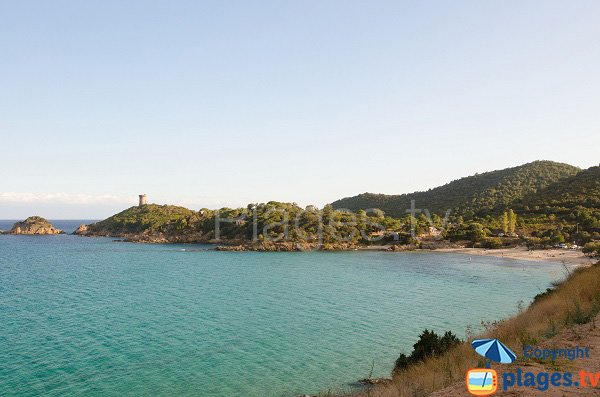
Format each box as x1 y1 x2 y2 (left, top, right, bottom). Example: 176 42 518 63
387 244 418 252
73 222 209 243
5 216 64 235
215 244 248 251
121 232 208 244
357 377 392 385
74 224 89 234
122 234 170 243
214 241 359 252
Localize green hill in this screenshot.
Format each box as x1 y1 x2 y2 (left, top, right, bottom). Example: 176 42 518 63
331 161 580 218
516 165 600 231
83 204 199 235
519 165 600 211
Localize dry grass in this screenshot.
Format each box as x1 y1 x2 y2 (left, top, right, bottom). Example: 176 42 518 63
355 262 600 397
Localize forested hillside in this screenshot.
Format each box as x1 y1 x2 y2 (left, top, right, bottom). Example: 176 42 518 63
519 165 600 212
516 165 600 232
331 161 580 218
444 165 600 247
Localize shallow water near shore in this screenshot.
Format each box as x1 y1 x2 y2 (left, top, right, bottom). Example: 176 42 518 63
0 230 565 397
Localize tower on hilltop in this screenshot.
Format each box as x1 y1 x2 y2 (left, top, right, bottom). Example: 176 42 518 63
138 194 147 207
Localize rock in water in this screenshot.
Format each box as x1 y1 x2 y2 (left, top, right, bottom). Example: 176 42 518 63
6 216 64 235
74 224 89 235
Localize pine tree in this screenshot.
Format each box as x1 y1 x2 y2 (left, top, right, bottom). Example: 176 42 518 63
502 212 509 235
508 209 517 235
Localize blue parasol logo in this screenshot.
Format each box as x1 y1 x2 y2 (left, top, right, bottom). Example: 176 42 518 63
472 338 517 365
466 339 516 395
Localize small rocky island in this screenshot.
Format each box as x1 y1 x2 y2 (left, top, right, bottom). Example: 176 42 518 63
3 216 64 235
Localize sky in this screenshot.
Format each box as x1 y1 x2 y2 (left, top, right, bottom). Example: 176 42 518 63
1 0 599 219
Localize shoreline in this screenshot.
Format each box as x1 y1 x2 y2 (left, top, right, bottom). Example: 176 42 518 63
433 246 593 267
5 232 593 267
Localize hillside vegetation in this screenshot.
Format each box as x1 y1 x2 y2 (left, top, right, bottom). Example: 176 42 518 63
331 161 580 218
76 161 599 249
518 165 600 222
77 202 403 247
82 204 200 235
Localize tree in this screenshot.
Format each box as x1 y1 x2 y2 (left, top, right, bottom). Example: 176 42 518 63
550 233 565 245
321 204 334 224
394 329 462 372
502 212 509 235
439 331 462 351
431 214 443 228
573 231 591 245
508 209 517 235
466 223 486 243
411 329 441 361
582 242 600 257
371 208 385 218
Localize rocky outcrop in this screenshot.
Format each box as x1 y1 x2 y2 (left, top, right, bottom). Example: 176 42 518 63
74 224 89 235
387 244 418 252
5 216 64 235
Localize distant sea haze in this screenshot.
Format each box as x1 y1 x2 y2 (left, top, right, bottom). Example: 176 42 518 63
0 234 565 397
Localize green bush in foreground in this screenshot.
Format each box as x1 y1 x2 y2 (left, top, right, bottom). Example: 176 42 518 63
394 330 462 372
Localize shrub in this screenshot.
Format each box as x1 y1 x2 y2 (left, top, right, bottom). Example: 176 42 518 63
583 242 600 257
480 237 502 249
394 330 462 371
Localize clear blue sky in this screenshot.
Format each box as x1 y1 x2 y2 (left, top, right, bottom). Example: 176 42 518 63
1 1 599 218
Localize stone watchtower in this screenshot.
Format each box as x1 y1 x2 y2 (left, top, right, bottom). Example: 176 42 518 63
139 194 148 207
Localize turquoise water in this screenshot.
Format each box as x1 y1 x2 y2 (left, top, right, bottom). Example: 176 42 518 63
0 231 564 397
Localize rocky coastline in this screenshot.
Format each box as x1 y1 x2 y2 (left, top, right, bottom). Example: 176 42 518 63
74 227 211 244
73 228 362 251
214 240 360 252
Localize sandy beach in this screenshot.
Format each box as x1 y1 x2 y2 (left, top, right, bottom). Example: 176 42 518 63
435 247 594 267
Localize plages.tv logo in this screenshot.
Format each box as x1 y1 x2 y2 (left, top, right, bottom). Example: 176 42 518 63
466 338 517 396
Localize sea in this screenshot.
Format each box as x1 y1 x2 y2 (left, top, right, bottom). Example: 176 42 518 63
0 220 565 396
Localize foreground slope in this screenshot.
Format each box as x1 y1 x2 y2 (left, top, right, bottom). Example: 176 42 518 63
356 262 600 397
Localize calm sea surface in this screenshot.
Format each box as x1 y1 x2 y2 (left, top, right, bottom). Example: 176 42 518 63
0 221 564 396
